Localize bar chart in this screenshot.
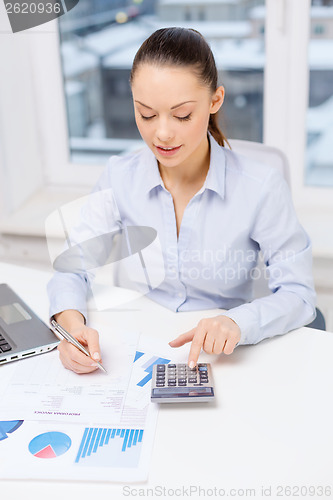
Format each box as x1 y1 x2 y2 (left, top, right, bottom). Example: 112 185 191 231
75 427 144 467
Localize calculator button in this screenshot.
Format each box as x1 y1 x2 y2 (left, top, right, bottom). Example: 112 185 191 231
198 366 208 372
188 378 197 383
178 382 187 386
156 382 165 387
157 364 166 371
168 364 176 368
177 378 186 384
168 382 176 386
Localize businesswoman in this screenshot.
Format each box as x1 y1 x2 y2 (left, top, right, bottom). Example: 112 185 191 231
48 27 316 373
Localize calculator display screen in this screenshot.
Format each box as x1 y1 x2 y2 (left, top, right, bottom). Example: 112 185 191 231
152 387 214 398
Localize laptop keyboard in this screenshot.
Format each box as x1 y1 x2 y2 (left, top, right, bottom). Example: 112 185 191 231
0 332 12 353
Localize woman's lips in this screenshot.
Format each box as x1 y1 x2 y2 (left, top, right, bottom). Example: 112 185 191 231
155 145 182 157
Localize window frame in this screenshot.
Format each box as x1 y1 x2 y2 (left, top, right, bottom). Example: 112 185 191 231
264 0 333 212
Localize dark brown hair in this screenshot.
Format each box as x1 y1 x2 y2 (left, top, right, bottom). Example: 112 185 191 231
130 27 227 147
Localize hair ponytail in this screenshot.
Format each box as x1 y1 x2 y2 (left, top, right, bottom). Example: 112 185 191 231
209 113 228 147
130 27 228 147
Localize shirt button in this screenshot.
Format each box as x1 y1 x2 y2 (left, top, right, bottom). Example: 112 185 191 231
178 292 183 298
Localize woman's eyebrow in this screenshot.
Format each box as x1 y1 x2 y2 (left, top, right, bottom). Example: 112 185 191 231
135 100 197 110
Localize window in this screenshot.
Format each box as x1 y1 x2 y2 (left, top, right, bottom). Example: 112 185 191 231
313 24 325 34
57 0 265 165
1 0 333 242
305 1 333 187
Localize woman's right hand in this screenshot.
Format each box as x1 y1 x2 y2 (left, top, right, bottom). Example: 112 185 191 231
54 310 102 374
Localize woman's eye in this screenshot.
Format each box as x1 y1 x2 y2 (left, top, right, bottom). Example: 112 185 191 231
140 114 155 120
176 113 192 121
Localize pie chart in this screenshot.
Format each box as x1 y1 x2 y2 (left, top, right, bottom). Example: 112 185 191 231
28 431 71 459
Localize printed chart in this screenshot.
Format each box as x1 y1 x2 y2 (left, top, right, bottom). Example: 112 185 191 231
0 335 176 481
28 431 72 459
75 427 144 467
134 351 170 387
0 420 23 441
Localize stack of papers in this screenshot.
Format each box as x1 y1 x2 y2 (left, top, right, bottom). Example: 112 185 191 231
0 327 187 482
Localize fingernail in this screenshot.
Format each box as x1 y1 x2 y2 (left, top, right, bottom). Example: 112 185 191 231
92 352 100 361
189 361 195 369
91 362 98 367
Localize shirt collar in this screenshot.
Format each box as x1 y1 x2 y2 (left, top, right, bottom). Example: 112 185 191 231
202 133 226 200
141 146 165 195
142 133 226 199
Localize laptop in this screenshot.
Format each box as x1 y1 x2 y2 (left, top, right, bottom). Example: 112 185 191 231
0 283 59 364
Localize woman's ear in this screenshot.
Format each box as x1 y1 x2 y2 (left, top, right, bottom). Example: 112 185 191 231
210 86 225 114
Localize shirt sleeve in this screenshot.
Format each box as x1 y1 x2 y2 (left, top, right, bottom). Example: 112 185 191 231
47 158 122 321
223 168 316 345
47 272 90 321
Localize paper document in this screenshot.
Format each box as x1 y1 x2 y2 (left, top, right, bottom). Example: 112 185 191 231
125 334 188 409
0 333 190 482
0 328 138 423
0 413 157 482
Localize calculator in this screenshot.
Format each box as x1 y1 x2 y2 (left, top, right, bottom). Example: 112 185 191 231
151 363 215 403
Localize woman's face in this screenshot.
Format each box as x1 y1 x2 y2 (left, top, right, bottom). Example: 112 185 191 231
131 64 224 171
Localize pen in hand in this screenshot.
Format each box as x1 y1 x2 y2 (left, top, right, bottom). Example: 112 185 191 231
50 319 107 374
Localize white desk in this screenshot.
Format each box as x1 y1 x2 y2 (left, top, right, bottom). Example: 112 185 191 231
1 262 333 500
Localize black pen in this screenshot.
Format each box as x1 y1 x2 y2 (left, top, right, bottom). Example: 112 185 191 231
50 319 107 373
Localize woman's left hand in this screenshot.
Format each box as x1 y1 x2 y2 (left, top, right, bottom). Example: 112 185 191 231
169 315 241 368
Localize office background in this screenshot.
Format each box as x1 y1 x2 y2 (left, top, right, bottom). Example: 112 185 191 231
0 0 332 328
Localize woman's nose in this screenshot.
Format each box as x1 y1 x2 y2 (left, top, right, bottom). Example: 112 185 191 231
155 119 174 143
